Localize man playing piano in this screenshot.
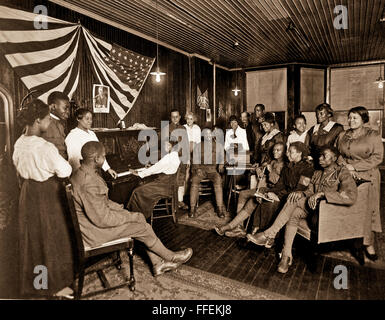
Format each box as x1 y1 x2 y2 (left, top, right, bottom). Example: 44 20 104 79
70 141 193 276
127 140 181 219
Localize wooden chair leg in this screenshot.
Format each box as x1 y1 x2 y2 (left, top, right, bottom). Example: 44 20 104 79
113 251 122 270
244 215 252 232
171 196 177 223
76 267 85 300
226 177 233 212
127 239 135 291
97 270 111 288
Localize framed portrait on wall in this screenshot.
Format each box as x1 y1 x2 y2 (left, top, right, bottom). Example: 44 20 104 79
206 108 212 122
93 84 110 113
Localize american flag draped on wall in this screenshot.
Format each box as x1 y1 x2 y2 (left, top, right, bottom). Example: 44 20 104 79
0 5 81 103
83 28 155 120
0 5 155 120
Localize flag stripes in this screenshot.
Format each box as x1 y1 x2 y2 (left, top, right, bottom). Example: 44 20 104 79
0 5 153 120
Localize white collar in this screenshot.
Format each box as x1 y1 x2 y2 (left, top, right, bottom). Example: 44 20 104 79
313 121 335 133
74 127 92 134
50 113 60 120
290 129 308 137
261 128 280 145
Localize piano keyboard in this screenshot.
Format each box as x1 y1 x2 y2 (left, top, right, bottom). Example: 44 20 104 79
117 167 146 178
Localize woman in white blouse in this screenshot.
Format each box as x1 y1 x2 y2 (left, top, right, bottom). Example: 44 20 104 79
183 112 201 152
13 99 74 299
183 112 201 202
65 108 117 178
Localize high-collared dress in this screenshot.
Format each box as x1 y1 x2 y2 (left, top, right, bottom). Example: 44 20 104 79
308 121 344 161
13 135 74 297
224 126 250 153
336 127 384 245
65 127 111 172
286 130 310 150
258 128 285 165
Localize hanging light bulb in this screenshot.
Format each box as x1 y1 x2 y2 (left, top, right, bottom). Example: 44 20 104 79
232 44 241 97
150 0 166 83
151 67 166 82
379 81 384 89
232 87 241 96
232 66 241 97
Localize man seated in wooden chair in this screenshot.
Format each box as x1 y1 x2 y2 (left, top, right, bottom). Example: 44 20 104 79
247 145 357 273
189 123 225 218
70 141 193 277
127 140 181 219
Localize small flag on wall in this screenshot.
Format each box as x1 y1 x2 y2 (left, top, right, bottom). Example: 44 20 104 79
197 85 209 109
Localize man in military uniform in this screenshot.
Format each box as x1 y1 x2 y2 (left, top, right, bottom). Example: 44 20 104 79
189 124 225 218
247 145 357 273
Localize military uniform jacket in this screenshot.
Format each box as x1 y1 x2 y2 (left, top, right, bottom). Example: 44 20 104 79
303 164 357 205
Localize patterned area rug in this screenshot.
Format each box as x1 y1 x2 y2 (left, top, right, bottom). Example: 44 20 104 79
82 253 290 300
177 201 232 230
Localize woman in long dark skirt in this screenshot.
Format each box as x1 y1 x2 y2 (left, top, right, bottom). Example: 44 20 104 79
12 99 74 299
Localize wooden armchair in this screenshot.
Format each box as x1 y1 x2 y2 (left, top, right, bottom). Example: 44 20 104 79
64 183 135 299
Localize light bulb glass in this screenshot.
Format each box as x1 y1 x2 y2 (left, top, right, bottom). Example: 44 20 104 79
156 74 161 82
234 90 238 96
379 82 383 89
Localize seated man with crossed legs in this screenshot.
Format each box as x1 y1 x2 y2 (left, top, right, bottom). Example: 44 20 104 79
247 146 357 273
70 141 193 277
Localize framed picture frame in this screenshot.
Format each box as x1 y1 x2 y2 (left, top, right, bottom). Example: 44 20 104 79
206 108 212 122
93 84 110 113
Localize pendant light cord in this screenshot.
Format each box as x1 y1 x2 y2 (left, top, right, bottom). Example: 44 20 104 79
156 0 159 70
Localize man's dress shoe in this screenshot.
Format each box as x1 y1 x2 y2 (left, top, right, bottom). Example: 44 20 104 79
153 260 179 277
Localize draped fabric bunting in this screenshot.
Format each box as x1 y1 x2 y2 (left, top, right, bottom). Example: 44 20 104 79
83 28 155 120
0 5 155 120
0 5 81 104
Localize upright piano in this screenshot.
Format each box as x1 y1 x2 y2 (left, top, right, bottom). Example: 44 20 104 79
94 128 160 205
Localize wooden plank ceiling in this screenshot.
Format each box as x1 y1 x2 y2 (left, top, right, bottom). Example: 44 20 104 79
50 0 385 68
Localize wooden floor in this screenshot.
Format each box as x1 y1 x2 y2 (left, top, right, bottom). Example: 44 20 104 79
152 213 385 300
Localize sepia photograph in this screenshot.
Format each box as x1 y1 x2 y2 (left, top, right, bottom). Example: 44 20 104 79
0 0 385 310
92 84 110 113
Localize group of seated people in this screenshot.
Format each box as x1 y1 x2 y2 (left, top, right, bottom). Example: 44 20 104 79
12 90 384 298
212 103 383 275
